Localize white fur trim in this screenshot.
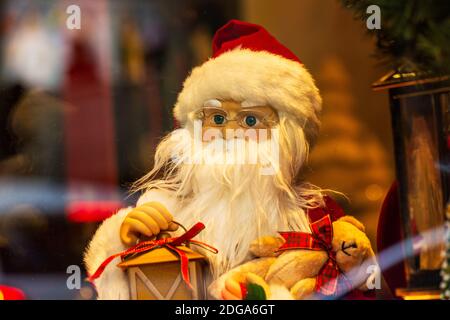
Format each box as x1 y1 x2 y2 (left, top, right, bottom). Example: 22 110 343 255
174 48 322 143
83 189 178 300
268 284 295 300
208 276 296 300
206 269 230 300
136 188 178 213
84 207 131 299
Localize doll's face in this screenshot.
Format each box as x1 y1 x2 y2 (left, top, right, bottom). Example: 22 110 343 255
196 99 279 141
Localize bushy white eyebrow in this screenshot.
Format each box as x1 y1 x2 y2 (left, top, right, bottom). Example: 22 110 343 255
241 100 262 108
203 99 222 108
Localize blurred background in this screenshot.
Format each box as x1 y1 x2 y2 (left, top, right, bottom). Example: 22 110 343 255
0 0 396 299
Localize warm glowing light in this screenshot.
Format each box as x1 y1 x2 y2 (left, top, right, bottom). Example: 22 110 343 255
401 294 441 300
79 286 95 300
365 184 383 201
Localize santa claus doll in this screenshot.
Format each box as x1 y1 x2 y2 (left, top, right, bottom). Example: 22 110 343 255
84 19 376 300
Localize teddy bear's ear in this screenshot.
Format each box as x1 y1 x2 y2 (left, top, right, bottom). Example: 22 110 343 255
337 216 366 232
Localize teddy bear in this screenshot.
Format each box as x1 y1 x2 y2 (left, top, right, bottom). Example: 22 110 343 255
208 215 378 300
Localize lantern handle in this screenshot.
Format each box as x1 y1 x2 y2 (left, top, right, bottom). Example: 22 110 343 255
172 220 187 233
155 221 190 246
171 220 191 248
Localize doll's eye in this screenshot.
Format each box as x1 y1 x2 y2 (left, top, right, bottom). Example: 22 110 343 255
213 114 225 125
244 115 258 127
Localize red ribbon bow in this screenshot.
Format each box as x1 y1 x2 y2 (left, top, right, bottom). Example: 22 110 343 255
275 215 352 296
88 222 218 290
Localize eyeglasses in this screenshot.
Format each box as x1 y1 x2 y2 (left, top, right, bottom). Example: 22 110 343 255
195 106 278 129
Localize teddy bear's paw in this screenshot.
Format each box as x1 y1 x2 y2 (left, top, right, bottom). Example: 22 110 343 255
290 278 316 300
249 235 285 257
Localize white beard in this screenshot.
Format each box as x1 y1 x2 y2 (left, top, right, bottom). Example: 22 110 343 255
176 141 298 280
137 127 320 280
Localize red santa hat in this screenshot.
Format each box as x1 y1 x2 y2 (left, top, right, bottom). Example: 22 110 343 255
174 19 322 145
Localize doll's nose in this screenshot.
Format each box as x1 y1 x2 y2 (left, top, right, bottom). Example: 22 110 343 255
222 123 241 138
222 124 248 140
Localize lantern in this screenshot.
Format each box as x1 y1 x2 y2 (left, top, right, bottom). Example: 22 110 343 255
88 221 217 300
117 231 210 300
373 70 450 299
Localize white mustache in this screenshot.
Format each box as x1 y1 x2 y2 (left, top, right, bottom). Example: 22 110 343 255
170 127 281 176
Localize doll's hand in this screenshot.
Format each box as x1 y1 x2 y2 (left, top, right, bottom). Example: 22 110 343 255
221 272 244 300
221 272 270 300
120 202 179 246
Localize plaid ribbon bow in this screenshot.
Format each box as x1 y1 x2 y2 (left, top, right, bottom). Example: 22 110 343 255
88 222 218 290
275 215 352 297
